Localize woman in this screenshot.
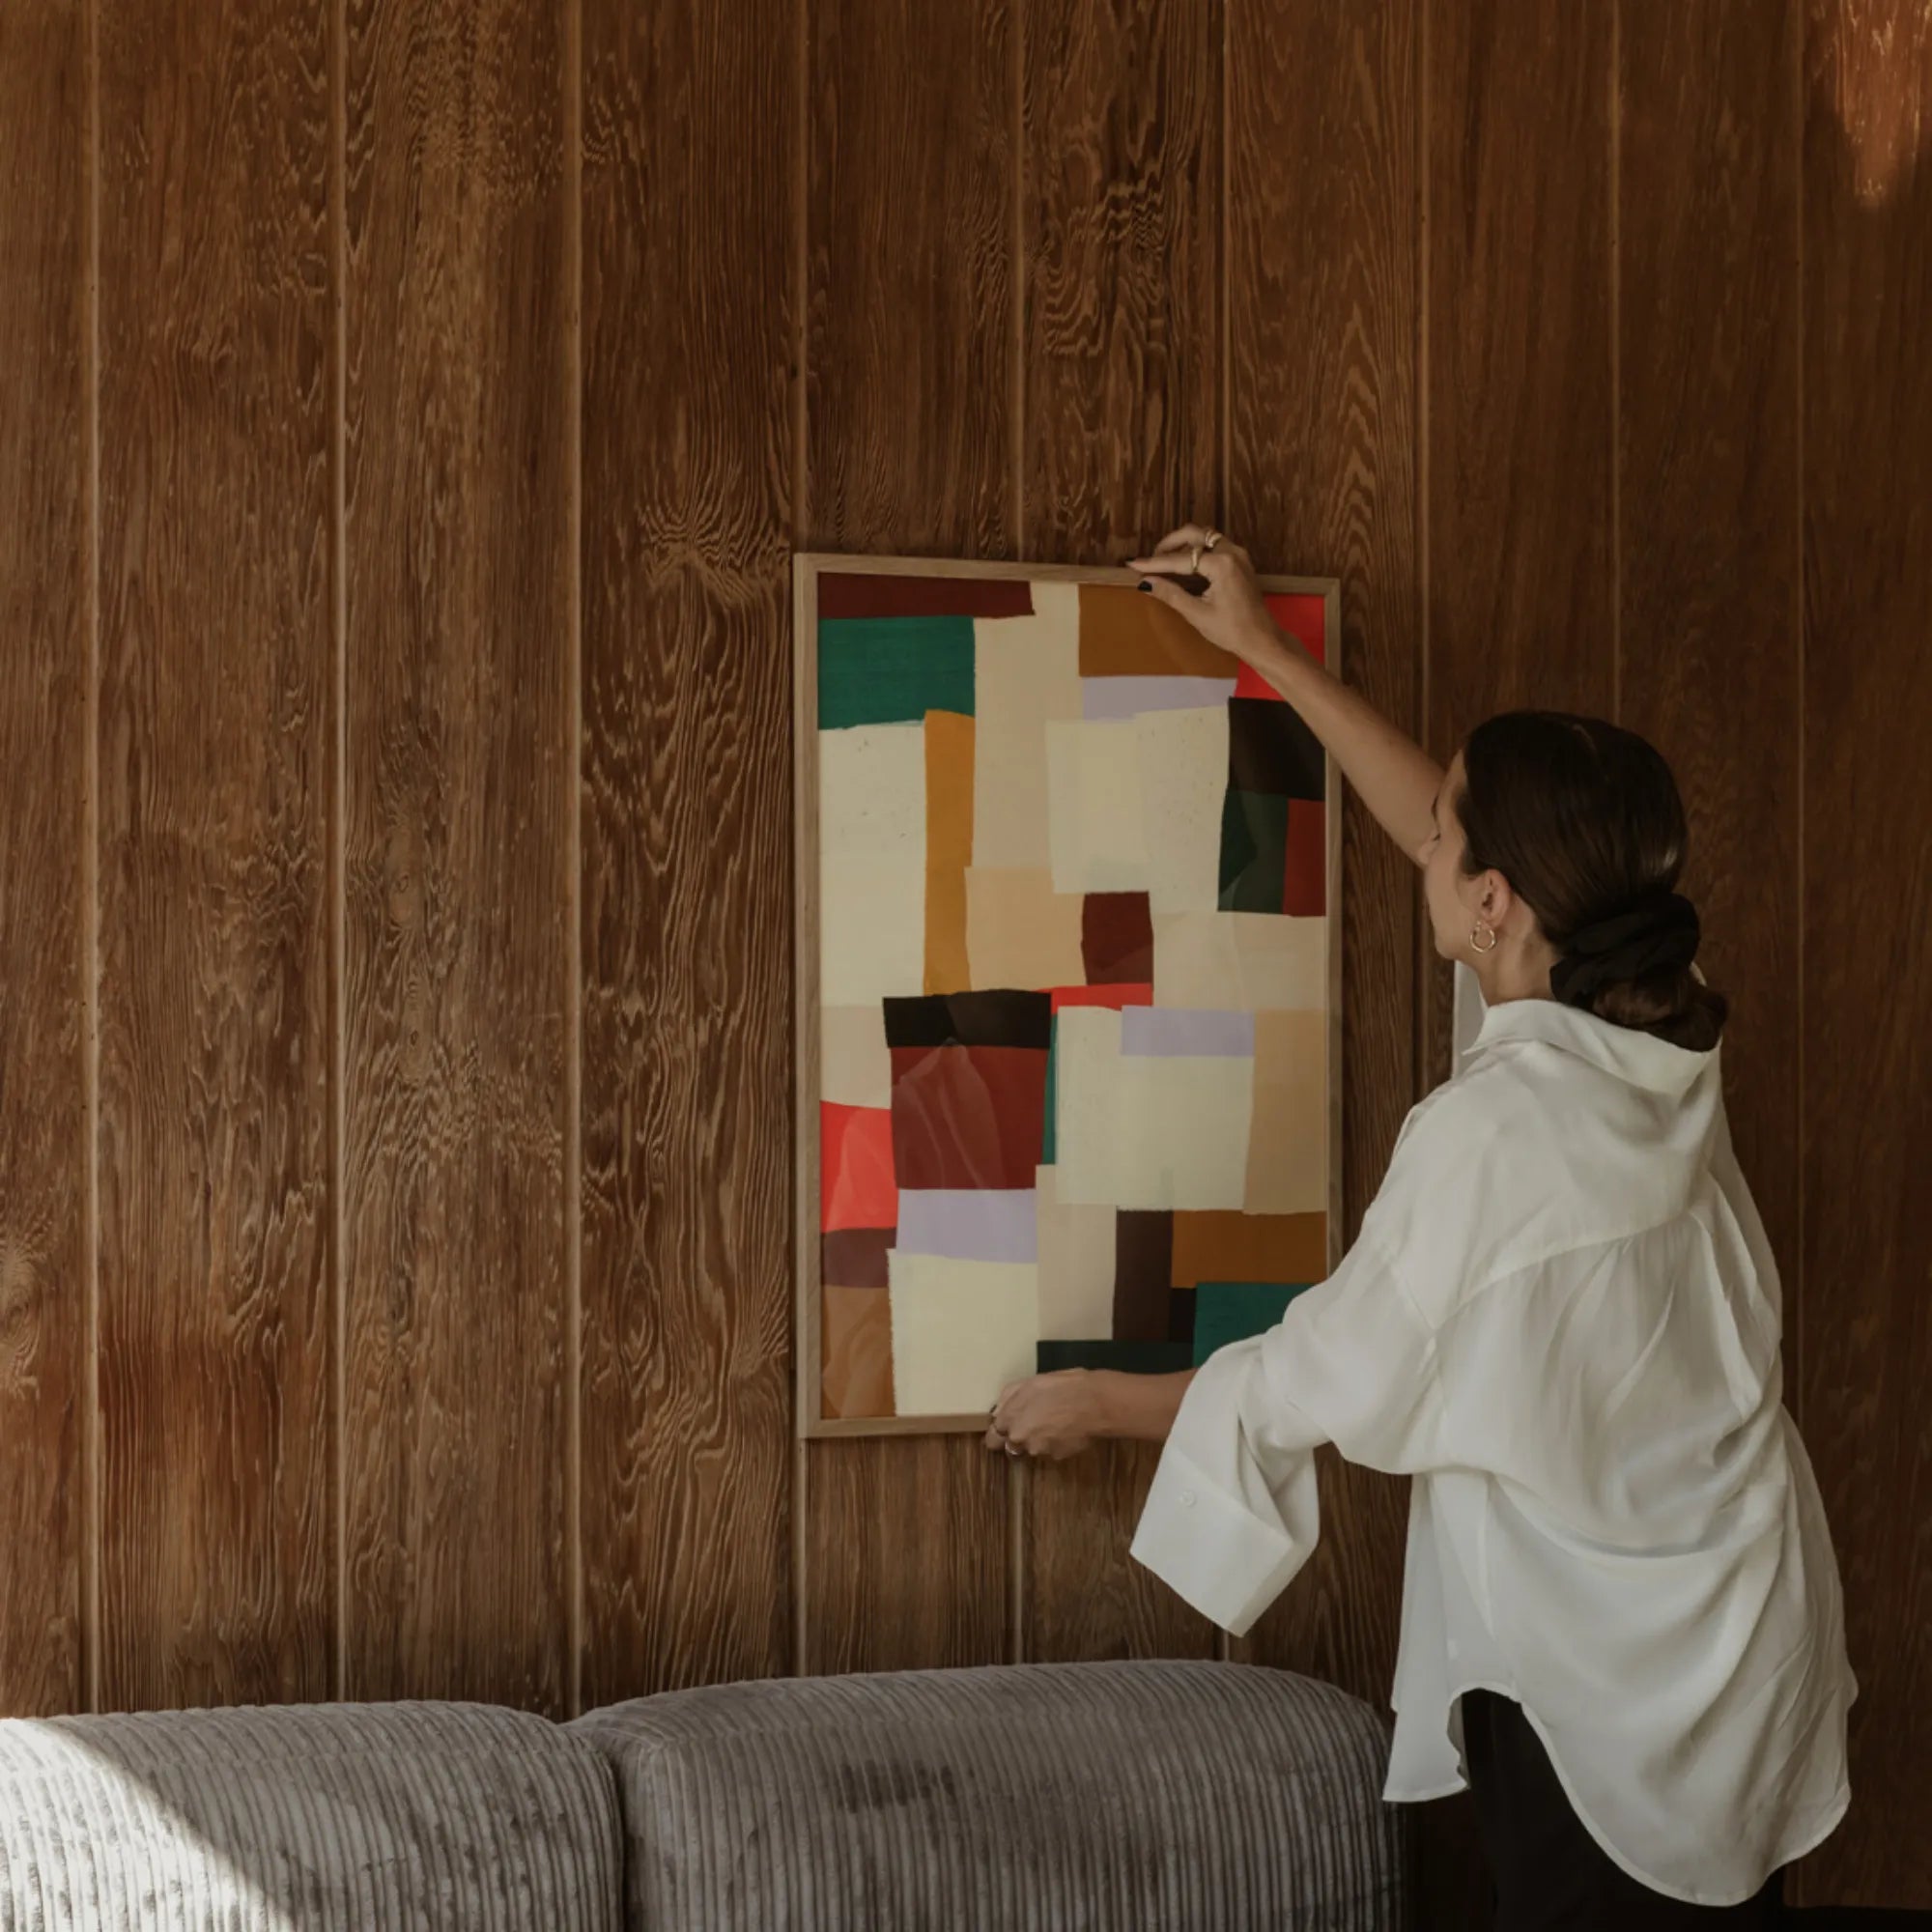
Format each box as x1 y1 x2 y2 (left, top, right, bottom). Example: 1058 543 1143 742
987 526 1854 1926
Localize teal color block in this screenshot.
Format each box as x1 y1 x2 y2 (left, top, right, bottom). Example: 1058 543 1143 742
1192 1281 1316 1366
1037 1340 1194 1376
1218 789 1289 913
1040 1014 1059 1163
818 615 976 727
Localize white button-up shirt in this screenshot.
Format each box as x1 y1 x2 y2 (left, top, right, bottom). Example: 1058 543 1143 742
1130 985 1855 1905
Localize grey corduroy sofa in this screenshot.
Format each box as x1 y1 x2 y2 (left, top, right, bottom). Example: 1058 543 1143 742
0 1661 1406 1930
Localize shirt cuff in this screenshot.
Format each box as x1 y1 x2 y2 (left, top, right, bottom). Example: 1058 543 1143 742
1128 1440 1310 1638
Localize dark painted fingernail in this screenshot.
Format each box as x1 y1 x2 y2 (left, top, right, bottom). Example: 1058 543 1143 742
1137 580 1152 592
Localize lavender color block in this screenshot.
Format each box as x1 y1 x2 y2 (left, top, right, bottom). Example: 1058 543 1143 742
896 1188 1039 1264
1122 1008 1257 1059
1080 676 1237 722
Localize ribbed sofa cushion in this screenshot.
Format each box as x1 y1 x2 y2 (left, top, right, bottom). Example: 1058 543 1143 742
571 1660 1406 1931
0 1700 621 1932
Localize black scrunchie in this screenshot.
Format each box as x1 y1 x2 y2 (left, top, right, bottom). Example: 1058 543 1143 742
1548 889 1700 1010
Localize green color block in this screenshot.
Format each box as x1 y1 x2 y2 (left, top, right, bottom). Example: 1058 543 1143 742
1192 1281 1315 1366
1218 789 1289 913
1040 1014 1059 1164
818 615 976 727
1037 1340 1195 1376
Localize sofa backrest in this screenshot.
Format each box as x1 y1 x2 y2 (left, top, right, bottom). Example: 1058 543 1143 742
570 1660 1406 1931
0 1700 620 1931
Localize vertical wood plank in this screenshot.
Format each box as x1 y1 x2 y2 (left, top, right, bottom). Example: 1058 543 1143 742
1226 5 1499 1903
1616 0 1803 1448
340 0 572 1710
1799 0 1932 1906
578 0 796 1701
1019 0 1221 1666
799 0 1017 1671
96 0 334 1708
1421 0 1616 1087
1226 0 1419 1699
0 0 88 1719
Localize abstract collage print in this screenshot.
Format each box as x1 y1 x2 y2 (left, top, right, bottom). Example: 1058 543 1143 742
815 571 1331 1423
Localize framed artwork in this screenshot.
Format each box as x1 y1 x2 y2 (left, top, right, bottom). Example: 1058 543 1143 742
794 554 1342 1438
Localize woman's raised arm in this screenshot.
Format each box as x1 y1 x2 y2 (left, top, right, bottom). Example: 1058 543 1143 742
1130 526 1443 867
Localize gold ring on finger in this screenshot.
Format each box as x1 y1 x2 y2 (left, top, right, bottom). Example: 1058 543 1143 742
1189 544 1203 575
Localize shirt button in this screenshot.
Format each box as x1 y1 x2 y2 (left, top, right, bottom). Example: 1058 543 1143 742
1179 1490 1196 1508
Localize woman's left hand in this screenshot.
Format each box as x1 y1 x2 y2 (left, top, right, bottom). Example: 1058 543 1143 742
985 1370 1103 1461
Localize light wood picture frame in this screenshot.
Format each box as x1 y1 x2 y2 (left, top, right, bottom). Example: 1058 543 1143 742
794 554 1343 1438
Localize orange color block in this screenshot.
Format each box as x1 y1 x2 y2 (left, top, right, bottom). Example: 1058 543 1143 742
1079 584 1238 679
924 710 975 994
1170 1210 1328 1289
1049 981 1153 1012
822 1284 895 1418
821 1101 897 1231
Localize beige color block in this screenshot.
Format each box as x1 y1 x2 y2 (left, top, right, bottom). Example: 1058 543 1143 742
819 723 927 1008
1151 911 1327 1012
1035 1163 1117 1341
972 584 1082 869
820 1005 893 1109
1054 1005 1254 1211
820 722 925 858
888 1250 1040 1415
1136 704 1230 915
821 851 926 1007
964 867 1086 992
1045 718 1148 895
1246 1008 1329 1215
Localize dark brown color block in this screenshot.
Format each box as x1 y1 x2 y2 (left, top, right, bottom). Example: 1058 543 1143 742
1112 1211 1176 1345
1081 893 1155 985
822 1227 895 1290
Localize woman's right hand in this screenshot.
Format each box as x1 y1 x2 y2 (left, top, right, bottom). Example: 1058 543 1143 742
1127 526 1305 676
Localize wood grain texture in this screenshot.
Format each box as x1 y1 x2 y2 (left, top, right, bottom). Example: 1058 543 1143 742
1615 0 1803 1435
95 0 334 1709
578 0 795 1703
799 0 1017 1671
1021 0 1219 561
1420 0 1616 1090
802 1438 1011 1674
1020 0 1219 1666
1798 1 1932 1904
803 0 1017 558
1225 0 1418 1704
340 0 572 1710
0 0 87 1719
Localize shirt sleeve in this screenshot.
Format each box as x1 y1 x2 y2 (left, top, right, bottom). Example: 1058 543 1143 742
1129 1229 1443 1636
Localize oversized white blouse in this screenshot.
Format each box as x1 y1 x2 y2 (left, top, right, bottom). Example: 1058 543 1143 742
1130 985 1854 1905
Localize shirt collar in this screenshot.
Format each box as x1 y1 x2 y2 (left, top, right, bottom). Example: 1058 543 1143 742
1462 995 1714 1098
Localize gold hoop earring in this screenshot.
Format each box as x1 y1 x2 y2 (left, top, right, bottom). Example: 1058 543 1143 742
1470 922 1498 954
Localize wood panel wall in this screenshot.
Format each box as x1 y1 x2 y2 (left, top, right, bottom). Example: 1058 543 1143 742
0 0 1926 1908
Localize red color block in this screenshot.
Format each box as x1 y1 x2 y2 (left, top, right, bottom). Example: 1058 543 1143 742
1284 798 1326 916
1264 592 1326 664
889 1044 1046 1190
821 1102 897 1231
818 572 1034 618
1050 981 1153 1012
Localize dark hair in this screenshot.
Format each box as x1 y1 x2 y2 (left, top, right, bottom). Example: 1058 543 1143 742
1455 712 1729 1052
